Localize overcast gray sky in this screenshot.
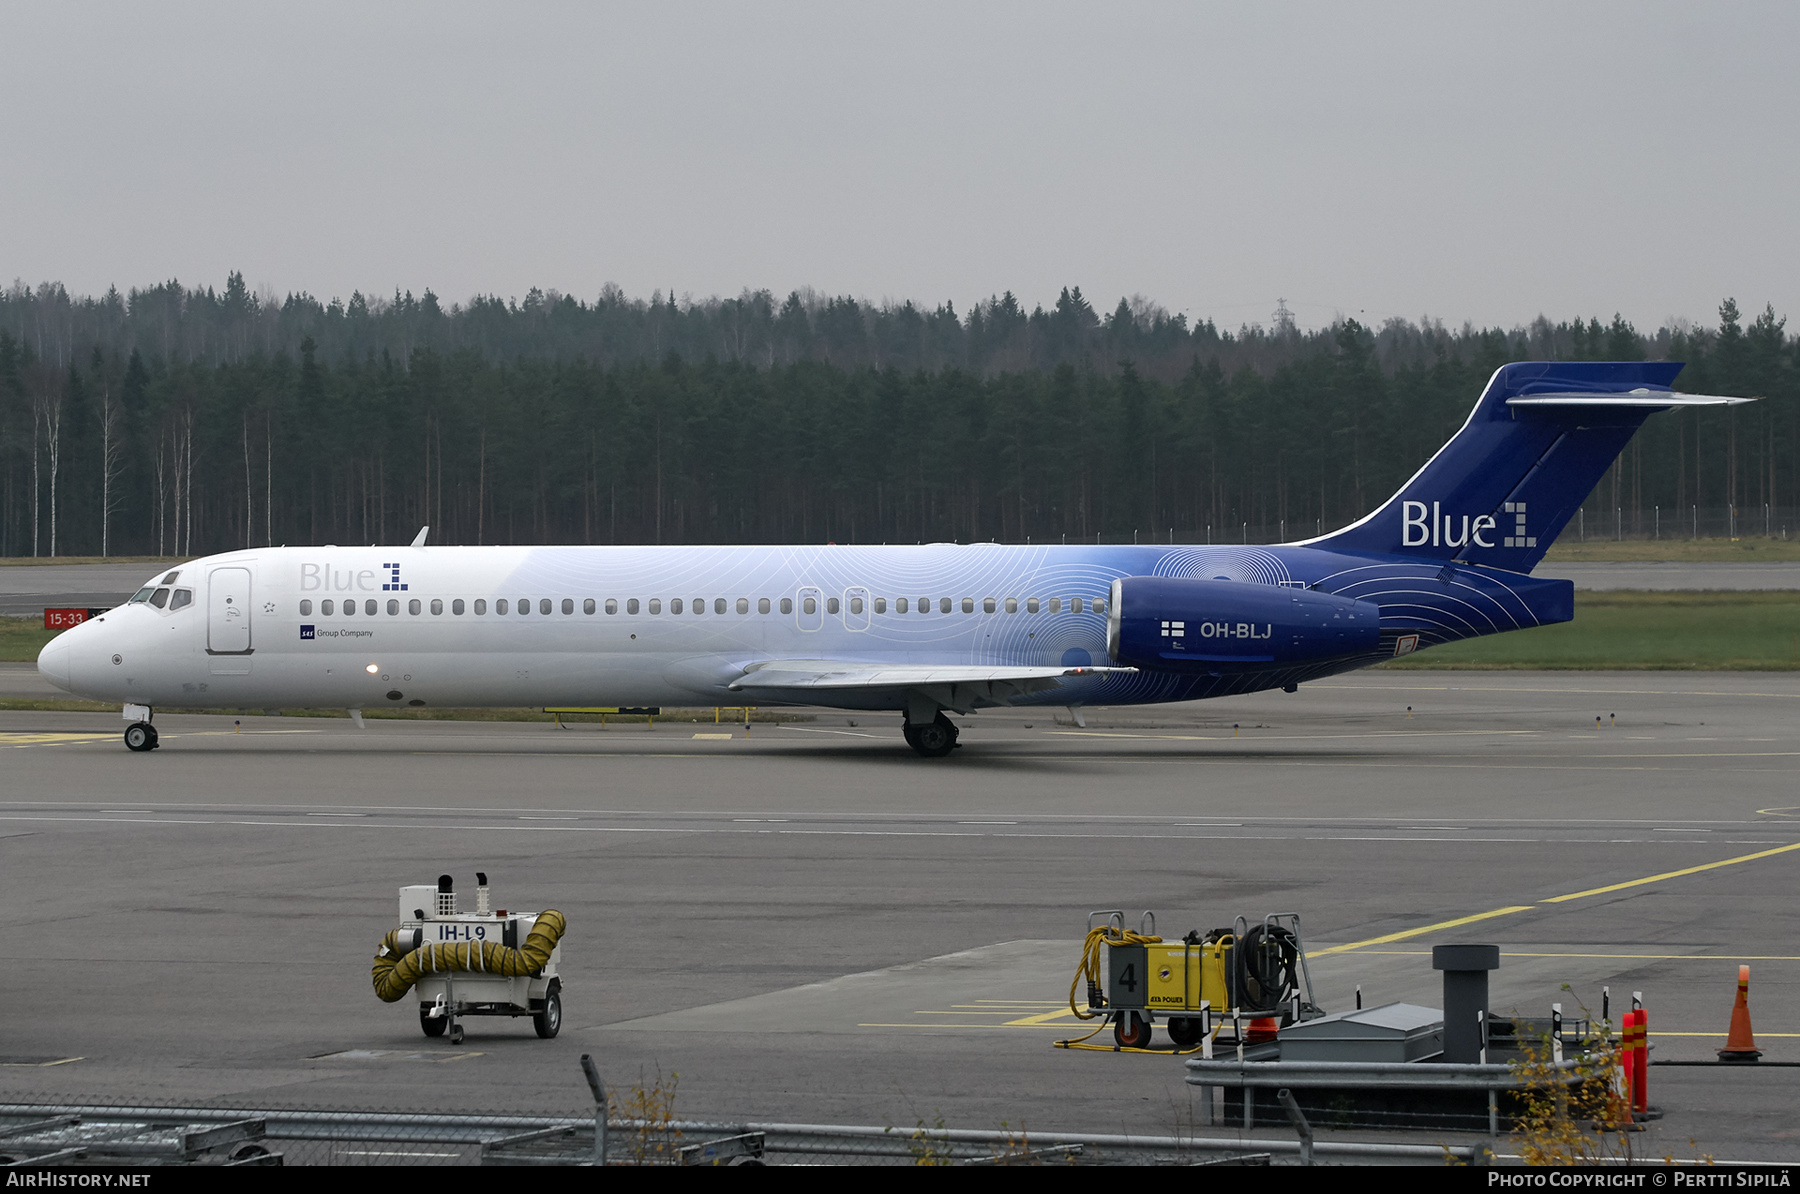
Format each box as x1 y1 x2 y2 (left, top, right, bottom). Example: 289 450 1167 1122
4 2 1796 332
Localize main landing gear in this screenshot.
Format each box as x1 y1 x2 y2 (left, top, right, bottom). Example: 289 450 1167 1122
124 722 160 752
903 712 960 758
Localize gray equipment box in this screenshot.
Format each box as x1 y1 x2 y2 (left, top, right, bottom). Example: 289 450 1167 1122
1275 1001 1444 1063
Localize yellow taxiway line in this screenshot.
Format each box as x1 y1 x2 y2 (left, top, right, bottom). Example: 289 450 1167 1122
1317 841 1800 955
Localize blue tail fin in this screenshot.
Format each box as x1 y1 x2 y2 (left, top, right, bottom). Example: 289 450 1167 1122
1312 361 1696 571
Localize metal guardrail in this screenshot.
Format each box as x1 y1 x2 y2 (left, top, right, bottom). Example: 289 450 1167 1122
1185 1059 1584 1089
1184 1058 1588 1138
0 1103 1486 1165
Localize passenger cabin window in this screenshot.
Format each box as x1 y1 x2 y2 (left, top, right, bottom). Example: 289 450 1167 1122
409 599 421 615
939 598 952 614
626 599 638 614
387 599 400 615
542 598 554 615
495 599 508 614
896 597 909 614
1048 597 1062 613
1094 597 1105 615
582 598 594 614
363 599 376 615
1071 597 1083 614
170 589 192 610
432 599 444 614
300 599 313 616
758 598 770 614
716 598 727 615
1027 597 1039 613
603 599 616 614
475 599 488 614
1004 598 1017 614
322 599 335 615
961 598 974 614
149 588 170 608
825 597 839 615
780 598 792 614
452 599 465 615
648 599 662 614
736 598 748 614
518 598 530 615
671 598 684 614
343 599 356 616
693 598 704 615
802 597 817 615
983 598 996 614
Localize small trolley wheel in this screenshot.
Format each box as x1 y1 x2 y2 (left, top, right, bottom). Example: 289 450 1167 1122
534 982 562 1039
124 722 153 752
1114 1011 1153 1049
420 1004 447 1037
1166 1017 1203 1048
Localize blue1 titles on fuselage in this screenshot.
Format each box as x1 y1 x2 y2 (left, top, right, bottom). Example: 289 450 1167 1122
37 362 1749 757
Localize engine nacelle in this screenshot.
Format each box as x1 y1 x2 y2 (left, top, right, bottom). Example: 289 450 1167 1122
1106 576 1381 673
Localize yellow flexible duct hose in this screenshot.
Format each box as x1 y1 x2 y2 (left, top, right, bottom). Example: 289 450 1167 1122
371 909 567 1003
1067 924 1162 1020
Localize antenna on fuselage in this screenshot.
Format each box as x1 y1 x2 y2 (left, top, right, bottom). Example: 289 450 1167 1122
411 526 430 548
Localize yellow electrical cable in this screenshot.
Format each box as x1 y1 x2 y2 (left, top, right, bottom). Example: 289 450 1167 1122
1066 924 1162 1020
371 909 568 1003
1058 1039 1212 1055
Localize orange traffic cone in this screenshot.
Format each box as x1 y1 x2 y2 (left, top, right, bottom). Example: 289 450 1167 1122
1246 1016 1280 1044
1718 964 1763 1063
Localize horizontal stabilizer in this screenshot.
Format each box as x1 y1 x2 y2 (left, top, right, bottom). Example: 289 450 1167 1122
1506 390 1752 408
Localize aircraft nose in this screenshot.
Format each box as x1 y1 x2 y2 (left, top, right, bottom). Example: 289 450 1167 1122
37 639 72 692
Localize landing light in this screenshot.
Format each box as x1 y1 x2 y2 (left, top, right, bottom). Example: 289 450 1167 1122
366 664 379 674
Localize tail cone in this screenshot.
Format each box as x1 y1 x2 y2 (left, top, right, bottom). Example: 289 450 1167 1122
1718 964 1763 1063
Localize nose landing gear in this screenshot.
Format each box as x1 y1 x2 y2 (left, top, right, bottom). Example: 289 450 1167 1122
124 722 160 752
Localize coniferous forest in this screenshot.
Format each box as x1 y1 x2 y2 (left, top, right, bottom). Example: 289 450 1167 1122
2 276 1795 558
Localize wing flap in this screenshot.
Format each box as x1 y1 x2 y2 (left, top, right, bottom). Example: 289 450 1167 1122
728 661 1134 692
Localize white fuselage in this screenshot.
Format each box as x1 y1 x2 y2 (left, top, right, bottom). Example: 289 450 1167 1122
37 543 1152 713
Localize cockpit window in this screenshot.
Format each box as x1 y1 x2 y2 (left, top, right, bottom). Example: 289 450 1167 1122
161 571 181 585
169 589 193 610
130 586 155 603
149 588 171 609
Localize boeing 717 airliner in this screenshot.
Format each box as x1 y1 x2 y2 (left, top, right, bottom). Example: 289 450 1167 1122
37 362 1747 756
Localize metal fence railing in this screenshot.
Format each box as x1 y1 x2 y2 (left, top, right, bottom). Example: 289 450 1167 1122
0 1097 1495 1167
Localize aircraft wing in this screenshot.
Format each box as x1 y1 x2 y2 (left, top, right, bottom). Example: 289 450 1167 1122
728 660 1133 697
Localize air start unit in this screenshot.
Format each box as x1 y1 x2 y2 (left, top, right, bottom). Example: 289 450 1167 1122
370 873 568 1044
1072 911 1320 1050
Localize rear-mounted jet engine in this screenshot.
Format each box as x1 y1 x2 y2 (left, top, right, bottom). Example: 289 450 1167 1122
1106 576 1380 672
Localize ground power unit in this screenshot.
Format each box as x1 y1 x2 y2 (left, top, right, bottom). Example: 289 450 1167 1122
371 873 567 1045
1077 911 1320 1050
